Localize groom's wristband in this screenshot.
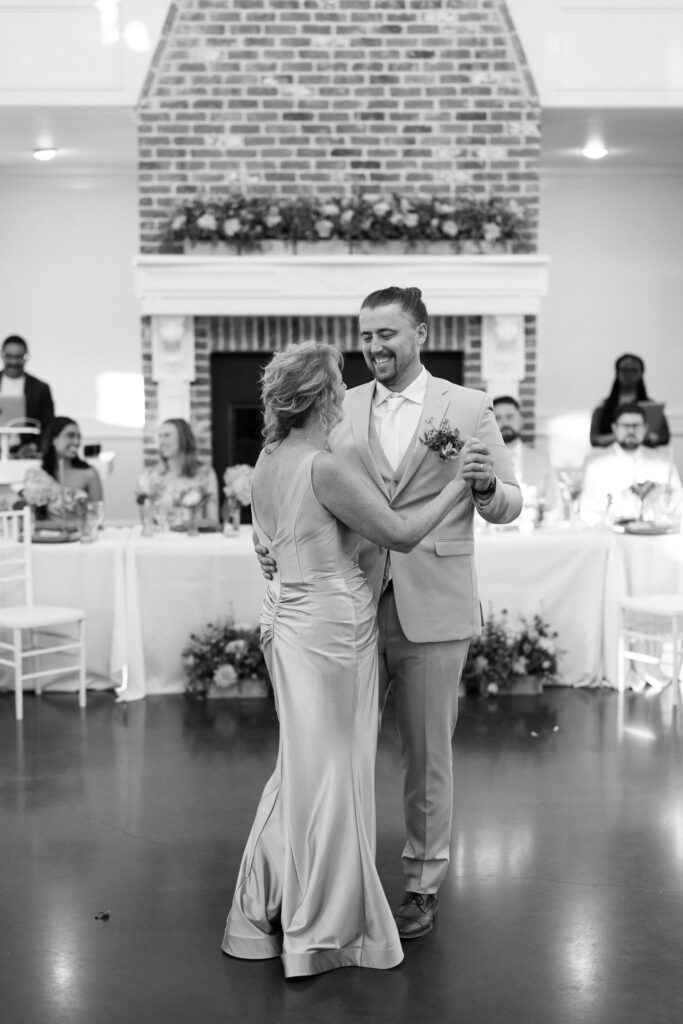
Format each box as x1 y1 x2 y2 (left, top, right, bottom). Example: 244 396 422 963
472 477 497 505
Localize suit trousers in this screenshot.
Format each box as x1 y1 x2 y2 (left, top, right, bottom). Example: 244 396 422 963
377 586 470 894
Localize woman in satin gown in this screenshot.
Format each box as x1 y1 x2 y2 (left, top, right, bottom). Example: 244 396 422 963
222 342 466 978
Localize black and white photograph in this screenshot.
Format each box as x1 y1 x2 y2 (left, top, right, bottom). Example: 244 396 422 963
1 2 682 1022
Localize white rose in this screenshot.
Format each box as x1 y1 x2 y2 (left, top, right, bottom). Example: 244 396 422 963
213 664 238 689
222 217 241 238
181 488 203 509
196 212 217 232
441 219 459 237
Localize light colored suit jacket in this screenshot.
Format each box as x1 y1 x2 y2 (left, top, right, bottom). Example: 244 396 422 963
330 372 522 643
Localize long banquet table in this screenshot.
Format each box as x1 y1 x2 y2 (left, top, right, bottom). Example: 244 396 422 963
1 524 681 702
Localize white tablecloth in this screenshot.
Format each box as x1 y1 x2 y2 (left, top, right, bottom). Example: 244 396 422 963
122 528 267 700
3 523 680 701
474 527 615 686
0 528 129 694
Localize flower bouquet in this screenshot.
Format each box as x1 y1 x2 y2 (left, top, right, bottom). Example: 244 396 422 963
223 464 254 535
461 609 562 696
21 475 54 520
177 483 211 536
135 471 163 536
182 619 269 699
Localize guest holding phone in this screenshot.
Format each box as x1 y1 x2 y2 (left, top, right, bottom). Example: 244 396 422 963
590 353 670 449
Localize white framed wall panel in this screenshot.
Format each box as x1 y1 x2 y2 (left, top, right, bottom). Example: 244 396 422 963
507 0 683 106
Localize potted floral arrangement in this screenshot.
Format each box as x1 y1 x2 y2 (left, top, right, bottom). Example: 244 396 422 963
461 609 562 697
160 190 529 254
182 619 269 699
223 464 254 534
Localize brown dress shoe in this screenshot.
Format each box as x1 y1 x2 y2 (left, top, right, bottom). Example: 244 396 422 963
394 891 438 939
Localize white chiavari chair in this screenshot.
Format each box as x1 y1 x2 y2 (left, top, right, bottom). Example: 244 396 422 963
0 507 86 721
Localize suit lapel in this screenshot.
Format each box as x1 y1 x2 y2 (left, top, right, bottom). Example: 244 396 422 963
392 374 453 501
348 383 388 495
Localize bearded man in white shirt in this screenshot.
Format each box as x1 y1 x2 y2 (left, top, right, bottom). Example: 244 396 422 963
580 403 682 525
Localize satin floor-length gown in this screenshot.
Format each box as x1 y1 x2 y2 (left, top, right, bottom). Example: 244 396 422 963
222 451 403 978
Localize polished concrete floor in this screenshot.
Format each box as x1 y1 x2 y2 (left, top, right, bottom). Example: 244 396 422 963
2 687 683 1024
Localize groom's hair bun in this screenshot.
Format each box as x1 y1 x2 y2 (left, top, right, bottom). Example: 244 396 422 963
360 286 428 330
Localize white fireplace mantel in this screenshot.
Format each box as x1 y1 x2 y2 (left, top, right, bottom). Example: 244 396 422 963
133 253 551 317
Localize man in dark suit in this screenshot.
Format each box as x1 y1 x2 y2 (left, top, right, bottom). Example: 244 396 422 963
0 335 55 455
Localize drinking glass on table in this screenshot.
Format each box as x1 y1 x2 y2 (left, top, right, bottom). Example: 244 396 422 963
94 500 105 532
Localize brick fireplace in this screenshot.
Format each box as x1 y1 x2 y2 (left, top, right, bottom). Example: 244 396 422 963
134 0 545 469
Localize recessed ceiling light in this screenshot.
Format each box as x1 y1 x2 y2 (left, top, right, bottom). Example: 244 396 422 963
581 141 608 160
33 148 57 161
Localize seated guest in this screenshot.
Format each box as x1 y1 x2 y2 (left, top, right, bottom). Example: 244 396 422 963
22 416 103 518
590 353 670 449
145 418 219 522
580 404 682 526
493 395 560 517
0 334 55 456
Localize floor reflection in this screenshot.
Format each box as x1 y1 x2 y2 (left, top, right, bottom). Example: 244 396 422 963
1 688 682 1024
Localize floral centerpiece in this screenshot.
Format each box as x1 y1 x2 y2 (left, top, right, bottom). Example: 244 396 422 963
21 475 54 520
182 619 269 699
135 471 164 535
21 469 89 530
160 190 529 254
461 609 562 696
223 464 254 533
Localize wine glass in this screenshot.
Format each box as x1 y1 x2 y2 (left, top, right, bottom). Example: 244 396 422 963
557 468 583 525
629 480 656 522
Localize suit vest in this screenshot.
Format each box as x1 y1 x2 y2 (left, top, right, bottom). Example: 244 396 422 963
367 415 421 587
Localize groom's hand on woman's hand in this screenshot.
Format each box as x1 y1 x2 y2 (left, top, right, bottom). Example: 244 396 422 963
460 437 495 493
253 536 277 580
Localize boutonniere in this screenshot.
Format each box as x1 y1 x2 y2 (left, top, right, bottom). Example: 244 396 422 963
419 417 464 461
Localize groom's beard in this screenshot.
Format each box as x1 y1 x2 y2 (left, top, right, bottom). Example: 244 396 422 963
500 425 519 444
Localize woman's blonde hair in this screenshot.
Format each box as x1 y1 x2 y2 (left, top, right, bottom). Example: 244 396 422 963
261 341 344 449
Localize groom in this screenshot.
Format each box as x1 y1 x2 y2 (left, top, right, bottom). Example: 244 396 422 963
259 286 521 938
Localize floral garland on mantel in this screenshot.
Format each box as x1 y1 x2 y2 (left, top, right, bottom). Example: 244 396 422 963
160 191 529 254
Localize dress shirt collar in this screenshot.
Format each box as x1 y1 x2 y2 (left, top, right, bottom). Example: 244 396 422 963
373 366 428 407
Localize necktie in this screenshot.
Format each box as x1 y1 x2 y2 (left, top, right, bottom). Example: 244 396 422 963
379 392 406 471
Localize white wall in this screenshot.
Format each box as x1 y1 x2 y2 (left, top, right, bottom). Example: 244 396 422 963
0 184 144 523
537 171 683 471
